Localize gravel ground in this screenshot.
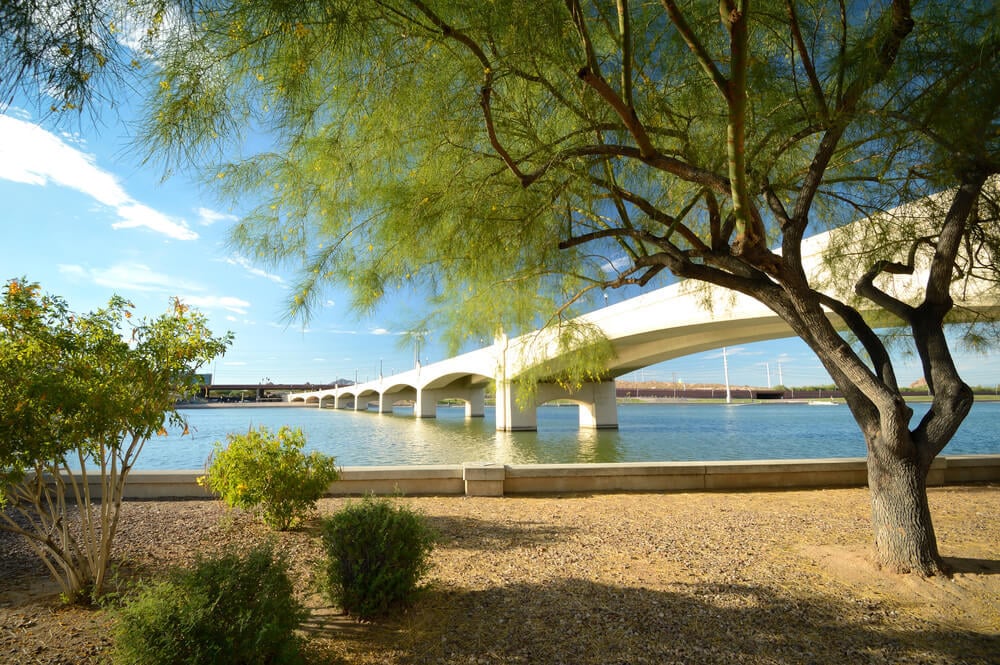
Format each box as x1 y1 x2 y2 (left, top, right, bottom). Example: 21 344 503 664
2 485 998 664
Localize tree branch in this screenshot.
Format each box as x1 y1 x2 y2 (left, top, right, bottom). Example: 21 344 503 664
786 0 914 254
616 0 634 110
406 0 531 185
718 0 766 253
925 170 989 307
816 292 898 390
659 0 730 98
785 0 828 120
577 67 657 159
855 258 917 322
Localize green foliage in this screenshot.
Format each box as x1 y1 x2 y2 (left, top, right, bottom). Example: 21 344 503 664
112 543 305 665
203 425 339 530
510 319 615 399
0 0 172 117
0 278 231 600
320 496 435 620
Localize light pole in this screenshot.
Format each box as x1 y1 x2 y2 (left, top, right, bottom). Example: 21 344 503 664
723 347 732 404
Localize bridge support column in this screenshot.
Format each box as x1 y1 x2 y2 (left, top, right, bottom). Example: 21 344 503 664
495 382 537 432
577 381 619 429
466 387 485 418
376 394 394 414
415 388 438 419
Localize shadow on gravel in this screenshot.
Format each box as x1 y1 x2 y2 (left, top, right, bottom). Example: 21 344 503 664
945 556 1000 575
301 578 998 665
422 514 577 552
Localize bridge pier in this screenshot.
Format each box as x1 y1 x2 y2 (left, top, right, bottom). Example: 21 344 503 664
415 388 440 418
495 380 618 432
575 381 619 429
495 381 537 431
465 387 485 418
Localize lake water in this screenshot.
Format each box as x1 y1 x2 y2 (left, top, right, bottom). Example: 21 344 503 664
138 401 1000 470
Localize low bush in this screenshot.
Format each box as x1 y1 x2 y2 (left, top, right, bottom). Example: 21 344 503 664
201 425 339 529
320 495 436 620
112 542 305 665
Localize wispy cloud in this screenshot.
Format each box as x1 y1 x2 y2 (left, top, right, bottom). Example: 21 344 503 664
181 294 251 315
322 326 404 336
0 114 197 240
58 262 249 315
705 346 747 360
198 207 238 226
224 255 285 284
59 262 201 292
599 255 632 274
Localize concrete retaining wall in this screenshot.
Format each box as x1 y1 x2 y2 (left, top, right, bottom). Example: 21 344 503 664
85 454 1000 499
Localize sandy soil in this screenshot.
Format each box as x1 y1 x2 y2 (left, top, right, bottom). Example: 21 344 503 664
2 485 998 664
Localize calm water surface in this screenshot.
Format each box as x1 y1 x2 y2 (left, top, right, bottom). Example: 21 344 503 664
139 401 1000 470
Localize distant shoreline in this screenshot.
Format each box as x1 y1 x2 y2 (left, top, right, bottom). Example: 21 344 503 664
176 394 999 410
178 401 308 409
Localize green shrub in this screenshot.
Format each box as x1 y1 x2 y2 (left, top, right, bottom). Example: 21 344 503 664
112 543 305 665
320 495 436 620
201 425 339 529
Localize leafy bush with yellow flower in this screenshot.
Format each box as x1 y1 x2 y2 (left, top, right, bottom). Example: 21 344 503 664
201 426 338 530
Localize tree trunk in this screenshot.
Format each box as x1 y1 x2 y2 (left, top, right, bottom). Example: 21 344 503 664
866 442 945 575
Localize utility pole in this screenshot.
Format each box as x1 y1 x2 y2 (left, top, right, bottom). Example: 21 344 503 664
723 347 732 404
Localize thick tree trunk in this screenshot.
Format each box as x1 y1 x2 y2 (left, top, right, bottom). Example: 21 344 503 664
866 443 945 575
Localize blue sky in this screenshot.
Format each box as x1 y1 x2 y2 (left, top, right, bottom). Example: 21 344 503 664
1 106 995 389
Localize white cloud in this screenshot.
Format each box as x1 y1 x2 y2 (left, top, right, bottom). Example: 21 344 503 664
59 262 201 293
57 264 87 279
705 346 747 359
180 294 251 315
600 255 633 274
58 263 248 315
0 114 197 241
224 255 284 283
371 327 392 336
112 202 197 240
198 207 238 226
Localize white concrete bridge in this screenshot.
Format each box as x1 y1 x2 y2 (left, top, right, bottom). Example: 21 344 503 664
290 209 1000 431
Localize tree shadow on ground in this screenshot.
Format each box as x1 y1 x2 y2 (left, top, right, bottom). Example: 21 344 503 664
296 512 575 554
302 578 998 665
421 514 578 552
946 556 1000 575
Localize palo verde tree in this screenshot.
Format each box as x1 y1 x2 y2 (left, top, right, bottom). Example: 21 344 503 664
140 1 998 574
0 279 232 601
